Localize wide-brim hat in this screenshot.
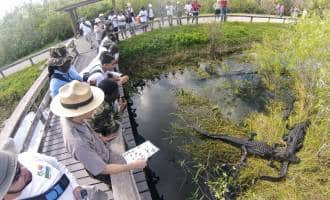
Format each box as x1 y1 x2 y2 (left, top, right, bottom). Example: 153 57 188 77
47 56 73 67
0 139 18 199
50 80 104 117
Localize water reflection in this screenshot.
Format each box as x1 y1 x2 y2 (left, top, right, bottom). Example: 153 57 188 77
131 57 270 199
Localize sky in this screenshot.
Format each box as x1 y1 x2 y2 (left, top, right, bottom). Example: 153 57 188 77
0 0 41 19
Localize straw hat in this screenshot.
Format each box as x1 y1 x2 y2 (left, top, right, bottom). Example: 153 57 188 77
50 80 104 117
0 139 18 199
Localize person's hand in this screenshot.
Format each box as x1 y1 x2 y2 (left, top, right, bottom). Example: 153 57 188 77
100 133 118 143
73 186 84 200
129 159 147 170
89 79 97 86
119 97 127 112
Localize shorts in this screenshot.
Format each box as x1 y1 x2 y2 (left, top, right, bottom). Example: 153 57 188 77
215 9 221 15
148 17 154 21
192 12 199 16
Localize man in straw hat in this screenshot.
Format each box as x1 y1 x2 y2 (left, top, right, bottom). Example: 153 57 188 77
50 81 147 183
0 139 107 200
48 44 82 98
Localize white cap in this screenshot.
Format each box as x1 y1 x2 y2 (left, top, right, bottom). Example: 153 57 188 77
95 18 101 23
127 2 131 6
99 13 104 17
148 4 152 8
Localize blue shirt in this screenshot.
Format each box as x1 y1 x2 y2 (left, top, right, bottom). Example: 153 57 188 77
50 66 82 97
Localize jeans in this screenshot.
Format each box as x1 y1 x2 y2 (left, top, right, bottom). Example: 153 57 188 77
221 7 228 22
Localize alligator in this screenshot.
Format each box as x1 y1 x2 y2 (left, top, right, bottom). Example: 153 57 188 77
190 125 299 167
189 121 309 182
260 120 310 181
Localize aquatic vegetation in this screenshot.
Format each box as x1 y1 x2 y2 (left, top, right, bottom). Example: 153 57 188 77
170 16 330 199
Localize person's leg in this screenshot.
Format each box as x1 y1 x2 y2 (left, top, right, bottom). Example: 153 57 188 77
224 7 228 22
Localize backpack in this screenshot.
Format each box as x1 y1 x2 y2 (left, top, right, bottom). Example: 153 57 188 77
82 69 103 82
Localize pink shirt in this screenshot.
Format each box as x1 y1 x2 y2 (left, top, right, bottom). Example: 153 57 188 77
220 0 228 8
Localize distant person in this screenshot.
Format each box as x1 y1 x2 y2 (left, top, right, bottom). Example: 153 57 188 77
125 6 136 35
138 6 148 32
166 1 174 26
191 0 201 24
94 18 104 47
108 11 119 41
302 8 307 18
147 4 155 30
175 1 184 25
160 3 166 25
220 0 228 22
118 11 127 39
279 4 285 17
79 18 94 49
0 139 107 200
47 45 82 98
184 0 192 24
275 3 280 16
50 81 147 184
214 0 221 21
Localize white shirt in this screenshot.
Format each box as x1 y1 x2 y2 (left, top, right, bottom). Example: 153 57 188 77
79 21 92 36
184 4 192 14
166 5 174 16
118 14 126 26
87 65 107 86
139 10 147 22
108 15 118 28
148 8 154 18
94 24 104 40
17 152 79 200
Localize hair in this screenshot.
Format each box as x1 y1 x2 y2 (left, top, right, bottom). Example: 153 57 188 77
98 79 119 96
48 65 56 78
99 51 115 65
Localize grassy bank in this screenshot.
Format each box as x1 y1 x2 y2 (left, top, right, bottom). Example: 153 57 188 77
119 20 329 199
172 17 330 199
0 62 44 127
119 22 286 91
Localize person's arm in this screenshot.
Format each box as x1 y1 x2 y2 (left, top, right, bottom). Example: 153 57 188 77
69 67 83 81
102 160 147 174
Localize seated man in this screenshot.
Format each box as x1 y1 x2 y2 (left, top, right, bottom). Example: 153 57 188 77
90 79 127 141
0 139 107 200
50 81 146 183
48 45 82 97
87 51 129 86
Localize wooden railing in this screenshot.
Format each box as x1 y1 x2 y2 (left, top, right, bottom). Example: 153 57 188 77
0 39 78 152
0 39 78 78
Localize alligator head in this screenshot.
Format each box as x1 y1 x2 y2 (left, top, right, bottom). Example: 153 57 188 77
273 149 300 163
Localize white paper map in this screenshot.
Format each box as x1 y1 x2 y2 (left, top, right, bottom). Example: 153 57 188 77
122 141 159 164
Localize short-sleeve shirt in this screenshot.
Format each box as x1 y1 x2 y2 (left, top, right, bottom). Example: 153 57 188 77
86 65 107 86
61 118 111 176
139 10 147 23
166 5 174 16
50 66 82 97
17 152 79 199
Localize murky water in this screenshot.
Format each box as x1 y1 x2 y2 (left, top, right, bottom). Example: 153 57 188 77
131 55 271 199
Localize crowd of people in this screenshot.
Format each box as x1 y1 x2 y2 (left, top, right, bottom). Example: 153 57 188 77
0 3 149 198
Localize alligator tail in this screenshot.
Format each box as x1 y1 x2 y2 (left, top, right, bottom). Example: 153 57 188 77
191 124 224 139
259 161 289 182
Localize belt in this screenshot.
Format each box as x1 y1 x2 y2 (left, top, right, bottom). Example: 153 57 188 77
22 174 70 200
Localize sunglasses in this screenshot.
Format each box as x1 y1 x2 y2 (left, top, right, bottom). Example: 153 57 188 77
12 162 22 184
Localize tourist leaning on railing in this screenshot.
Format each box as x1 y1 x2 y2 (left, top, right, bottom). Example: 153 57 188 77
0 139 107 200
48 45 82 98
50 81 147 184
